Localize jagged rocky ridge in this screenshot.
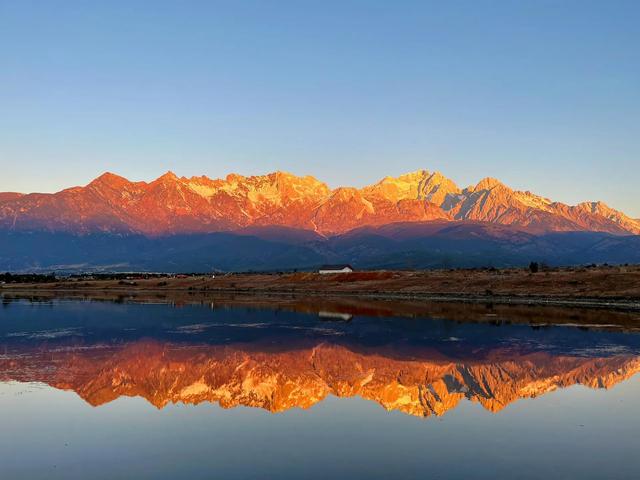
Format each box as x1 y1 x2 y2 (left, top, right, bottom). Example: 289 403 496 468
1 170 638 236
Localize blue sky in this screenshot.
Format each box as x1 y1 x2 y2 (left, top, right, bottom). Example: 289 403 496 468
1 0 638 215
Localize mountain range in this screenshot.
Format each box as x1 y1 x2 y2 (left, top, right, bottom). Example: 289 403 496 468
1 170 639 271
2 169 639 235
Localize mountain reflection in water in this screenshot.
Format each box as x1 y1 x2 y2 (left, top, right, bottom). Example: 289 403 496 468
2 298 640 418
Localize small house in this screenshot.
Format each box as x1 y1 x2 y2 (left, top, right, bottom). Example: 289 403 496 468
318 264 354 274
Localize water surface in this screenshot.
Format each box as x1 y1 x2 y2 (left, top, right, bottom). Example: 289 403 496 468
1 297 639 479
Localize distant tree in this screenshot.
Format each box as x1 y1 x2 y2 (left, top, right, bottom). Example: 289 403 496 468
529 261 539 273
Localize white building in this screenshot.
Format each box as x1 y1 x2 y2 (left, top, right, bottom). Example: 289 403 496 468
318 264 354 274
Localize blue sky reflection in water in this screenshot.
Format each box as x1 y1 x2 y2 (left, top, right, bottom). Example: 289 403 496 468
1 299 639 479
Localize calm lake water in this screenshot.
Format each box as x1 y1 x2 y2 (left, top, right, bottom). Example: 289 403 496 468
1 297 640 479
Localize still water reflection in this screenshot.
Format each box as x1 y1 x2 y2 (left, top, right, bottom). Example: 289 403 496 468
1 298 640 479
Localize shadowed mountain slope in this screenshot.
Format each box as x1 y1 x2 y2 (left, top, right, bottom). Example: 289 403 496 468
1 224 639 272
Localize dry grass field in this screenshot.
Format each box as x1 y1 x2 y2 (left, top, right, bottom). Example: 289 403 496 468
3 265 640 305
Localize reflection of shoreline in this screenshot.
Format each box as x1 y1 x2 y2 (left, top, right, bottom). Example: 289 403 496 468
3 292 640 331
3 287 640 313
1 339 639 418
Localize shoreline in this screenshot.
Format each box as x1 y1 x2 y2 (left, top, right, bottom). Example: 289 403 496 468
4 285 640 311
3 266 640 314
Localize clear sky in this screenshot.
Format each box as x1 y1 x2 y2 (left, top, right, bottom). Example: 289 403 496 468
1 0 638 216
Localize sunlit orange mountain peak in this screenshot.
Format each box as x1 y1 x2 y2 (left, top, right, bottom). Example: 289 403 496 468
1 169 638 235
